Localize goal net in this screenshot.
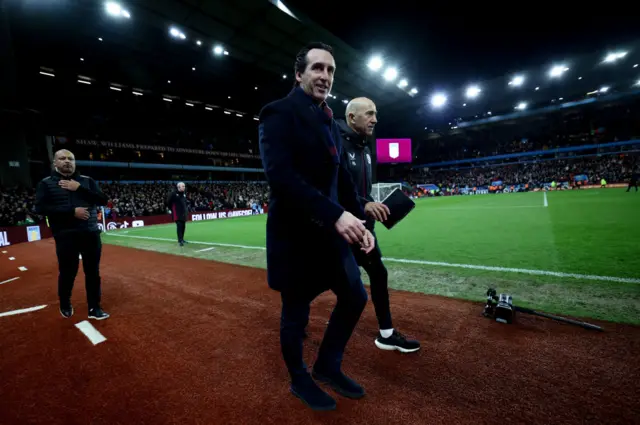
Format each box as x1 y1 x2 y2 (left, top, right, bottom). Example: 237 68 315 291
372 183 402 203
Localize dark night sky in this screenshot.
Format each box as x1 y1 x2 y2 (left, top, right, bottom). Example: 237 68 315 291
281 3 639 90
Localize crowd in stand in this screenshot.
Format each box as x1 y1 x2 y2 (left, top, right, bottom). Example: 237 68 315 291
408 153 638 195
418 100 640 163
0 181 269 227
99 181 268 219
0 186 38 228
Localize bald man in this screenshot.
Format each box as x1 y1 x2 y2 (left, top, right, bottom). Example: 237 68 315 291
35 149 110 320
335 97 420 353
166 182 188 246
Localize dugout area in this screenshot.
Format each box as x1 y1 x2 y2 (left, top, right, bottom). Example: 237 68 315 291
1 239 639 425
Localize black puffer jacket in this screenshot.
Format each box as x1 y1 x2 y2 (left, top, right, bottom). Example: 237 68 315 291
35 170 108 236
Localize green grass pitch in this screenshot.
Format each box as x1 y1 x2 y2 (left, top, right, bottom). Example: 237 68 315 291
103 188 640 325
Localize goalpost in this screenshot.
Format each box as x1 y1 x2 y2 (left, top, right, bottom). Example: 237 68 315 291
371 182 403 203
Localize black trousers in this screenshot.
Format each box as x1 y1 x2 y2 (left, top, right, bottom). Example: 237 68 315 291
628 181 638 192
175 220 186 242
351 230 393 330
54 230 102 310
280 272 368 383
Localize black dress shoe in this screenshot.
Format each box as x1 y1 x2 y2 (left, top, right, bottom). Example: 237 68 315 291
290 376 336 411
312 368 365 399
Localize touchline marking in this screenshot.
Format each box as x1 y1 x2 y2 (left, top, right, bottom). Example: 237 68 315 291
75 320 107 346
382 258 640 284
105 233 640 285
544 192 548 207
105 233 265 250
0 277 20 285
197 247 216 252
18 266 28 272
8 257 15 261
0 305 47 318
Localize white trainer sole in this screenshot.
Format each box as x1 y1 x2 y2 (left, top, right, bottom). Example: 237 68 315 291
374 338 420 353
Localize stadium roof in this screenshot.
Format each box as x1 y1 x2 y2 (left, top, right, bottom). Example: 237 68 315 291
6 0 417 125
6 2 640 140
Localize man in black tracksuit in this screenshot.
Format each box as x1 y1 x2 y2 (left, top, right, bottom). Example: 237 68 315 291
627 172 638 192
335 97 420 353
35 149 110 320
166 182 188 246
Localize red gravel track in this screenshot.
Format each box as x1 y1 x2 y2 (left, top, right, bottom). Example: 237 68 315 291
1 239 639 425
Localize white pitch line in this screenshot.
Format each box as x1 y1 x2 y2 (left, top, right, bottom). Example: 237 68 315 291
197 247 216 252
75 320 107 345
8 257 15 261
104 233 640 285
104 233 265 250
383 258 640 285
544 192 548 207
0 277 20 285
0 305 47 318
18 266 28 272
1 251 7 254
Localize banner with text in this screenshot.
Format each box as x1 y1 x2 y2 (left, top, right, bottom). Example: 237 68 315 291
53 136 260 159
0 208 264 246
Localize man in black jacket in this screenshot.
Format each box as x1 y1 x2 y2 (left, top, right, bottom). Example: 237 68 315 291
35 149 110 320
336 97 420 353
166 182 188 246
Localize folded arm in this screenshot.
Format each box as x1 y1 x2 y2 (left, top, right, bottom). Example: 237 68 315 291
77 178 108 206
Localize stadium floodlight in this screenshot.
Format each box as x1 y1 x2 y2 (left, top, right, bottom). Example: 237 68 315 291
515 102 527 110
599 86 609 93
634 64 638 68
367 56 383 71
383 67 398 82
342 99 348 104
466 85 481 98
105 2 130 18
509 75 525 86
282 74 287 79
430 93 447 108
213 45 223 55
170 27 186 40
39 71 55 77
535 86 540 90
603 51 627 63
205 107 213 111
549 65 569 78
78 79 91 85
196 40 202 46
410 87 418 95
636 80 640 86
132 91 143 96
223 50 229 55
398 79 408 88
98 37 103 41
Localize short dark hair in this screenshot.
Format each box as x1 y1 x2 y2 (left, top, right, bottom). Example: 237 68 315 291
293 42 334 87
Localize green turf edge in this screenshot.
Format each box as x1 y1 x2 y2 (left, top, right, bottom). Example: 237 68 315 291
103 236 640 326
